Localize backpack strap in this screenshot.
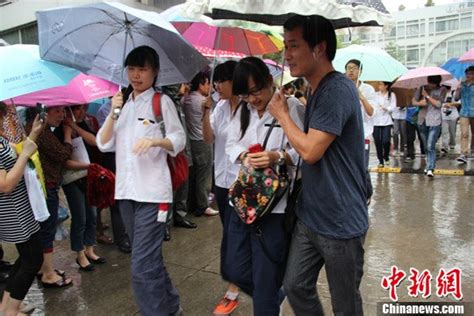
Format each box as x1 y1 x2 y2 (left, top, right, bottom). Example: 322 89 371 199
152 92 166 137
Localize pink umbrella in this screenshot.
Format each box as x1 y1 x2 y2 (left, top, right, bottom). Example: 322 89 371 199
458 48 474 63
392 67 452 89
195 46 246 58
8 73 118 106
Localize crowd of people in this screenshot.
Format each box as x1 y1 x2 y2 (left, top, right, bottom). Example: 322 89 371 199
0 12 473 316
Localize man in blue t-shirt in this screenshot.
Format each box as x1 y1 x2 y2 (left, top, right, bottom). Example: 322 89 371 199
269 15 368 315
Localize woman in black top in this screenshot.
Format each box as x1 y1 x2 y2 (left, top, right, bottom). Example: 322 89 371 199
0 102 45 316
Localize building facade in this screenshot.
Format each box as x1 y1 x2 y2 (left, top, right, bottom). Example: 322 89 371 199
342 1 474 68
0 0 183 45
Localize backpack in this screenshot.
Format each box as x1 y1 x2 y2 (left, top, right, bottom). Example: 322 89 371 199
152 92 189 191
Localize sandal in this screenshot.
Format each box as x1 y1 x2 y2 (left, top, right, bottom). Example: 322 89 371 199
36 269 66 280
97 234 114 245
41 277 72 288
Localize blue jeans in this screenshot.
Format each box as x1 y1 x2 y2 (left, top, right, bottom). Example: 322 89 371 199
40 187 59 252
119 200 180 316
62 179 97 252
284 220 366 316
226 212 288 316
419 123 441 171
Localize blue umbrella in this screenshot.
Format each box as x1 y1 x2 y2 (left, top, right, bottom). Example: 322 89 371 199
0 44 79 101
441 58 474 80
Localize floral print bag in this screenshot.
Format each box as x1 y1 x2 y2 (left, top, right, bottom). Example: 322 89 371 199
229 119 289 224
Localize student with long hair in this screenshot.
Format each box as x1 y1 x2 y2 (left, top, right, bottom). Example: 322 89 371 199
225 56 302 316
202 61 242 315
97 46 185 316
374 81 396 167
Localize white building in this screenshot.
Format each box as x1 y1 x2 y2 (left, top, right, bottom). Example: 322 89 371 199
0 0 183 44
342 1 474 68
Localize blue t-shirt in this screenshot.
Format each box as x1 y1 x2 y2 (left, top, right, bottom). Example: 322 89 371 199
296 72 368 239
459 82 474 118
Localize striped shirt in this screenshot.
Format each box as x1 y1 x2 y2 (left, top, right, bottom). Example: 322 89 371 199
0 137 39 243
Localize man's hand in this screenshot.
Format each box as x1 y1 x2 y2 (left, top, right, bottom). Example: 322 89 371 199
269 88 289 122
248 151 278 169
133 138 159 155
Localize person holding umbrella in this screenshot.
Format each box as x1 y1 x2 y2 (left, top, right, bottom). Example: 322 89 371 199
454 66 474 164
97 46 185 316
412 75 447 177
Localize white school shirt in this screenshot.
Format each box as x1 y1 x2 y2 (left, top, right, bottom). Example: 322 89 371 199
373 91 396 126
226 98 303 214
210 99 242 189
359 83 376 139
96 88 186 204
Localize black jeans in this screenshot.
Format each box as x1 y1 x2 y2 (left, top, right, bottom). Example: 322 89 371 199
284 220 366 316
5 232 43 300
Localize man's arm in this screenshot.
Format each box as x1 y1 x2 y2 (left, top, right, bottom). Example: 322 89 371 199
269 89 336 165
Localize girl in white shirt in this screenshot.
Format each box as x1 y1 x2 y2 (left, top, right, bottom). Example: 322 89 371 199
202 61 242 315
374 81 397 167
225 57 302 316
97 46 185 316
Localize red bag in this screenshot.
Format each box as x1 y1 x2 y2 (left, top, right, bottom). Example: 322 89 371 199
87 163 115 209
152 92 189 191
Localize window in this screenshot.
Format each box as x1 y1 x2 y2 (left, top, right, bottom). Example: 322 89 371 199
397 26 405 39
460 16 472 29
0 30 19 44
406 24 419 37
406 46 419 62
20 24 38 44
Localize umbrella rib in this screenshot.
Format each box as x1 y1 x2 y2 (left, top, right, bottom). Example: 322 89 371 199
43 21 121 57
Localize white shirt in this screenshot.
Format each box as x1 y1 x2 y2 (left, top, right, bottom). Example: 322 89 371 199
210 99 242 189
373 91 396 126
226 98 303 214
359 83 376 139
96 88 186 204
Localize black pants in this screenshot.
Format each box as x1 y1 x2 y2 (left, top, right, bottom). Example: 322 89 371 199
373 126 392 164
5 232 43 300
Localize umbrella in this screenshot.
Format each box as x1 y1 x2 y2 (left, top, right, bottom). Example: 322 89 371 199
182 0 393 28
264 59 296 86
458 48 474 63
195 46 246 58
440 58 474 79
37 2 209 87
9 73 118 106
392 67 453 89
172 22 282 56
333 44 408 82
0 44 79 100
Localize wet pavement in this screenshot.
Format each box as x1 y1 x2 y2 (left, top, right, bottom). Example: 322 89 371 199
1 163 473 315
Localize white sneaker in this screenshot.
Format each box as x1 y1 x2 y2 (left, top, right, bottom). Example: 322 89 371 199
456 155 467 164
204 207 219 216
427 170 434 177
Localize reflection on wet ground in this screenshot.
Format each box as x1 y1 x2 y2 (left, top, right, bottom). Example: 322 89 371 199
1 173 472 315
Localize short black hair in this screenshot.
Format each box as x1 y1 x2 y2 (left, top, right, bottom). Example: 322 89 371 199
124 45 160 70
293 78 306 90
190 72 210 91
427 75 442 86
466 66 474 73
213 61 237 83
232 57 272 96
345 59 362 70
283 14 337 61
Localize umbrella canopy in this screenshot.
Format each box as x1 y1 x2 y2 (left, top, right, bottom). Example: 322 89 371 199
392 67 453 89
333 44 408 82
172 22 282 56
264 59 296 86
0 44 79 100
9 73 118 106
182 0 393 28
458 48 474 63
441 58 474 79
37 2 209 87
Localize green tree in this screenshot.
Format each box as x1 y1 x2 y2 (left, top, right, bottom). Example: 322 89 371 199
398 4 406 11
425 0 435 7
385 41 405 63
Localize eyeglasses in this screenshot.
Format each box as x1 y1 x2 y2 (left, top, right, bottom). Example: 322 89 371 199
239 87 264 99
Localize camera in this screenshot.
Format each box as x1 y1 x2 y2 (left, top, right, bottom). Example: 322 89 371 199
36 103 46 122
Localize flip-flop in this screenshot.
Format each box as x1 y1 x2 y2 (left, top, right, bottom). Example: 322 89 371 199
41 277 72 288
36 269 66 280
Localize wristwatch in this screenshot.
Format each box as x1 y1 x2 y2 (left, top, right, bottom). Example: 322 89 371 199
277 150 286 166
111 107 121 120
